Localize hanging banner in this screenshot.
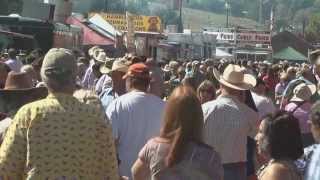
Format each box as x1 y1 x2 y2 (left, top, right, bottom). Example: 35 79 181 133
236 29 271 45
90 13 162 32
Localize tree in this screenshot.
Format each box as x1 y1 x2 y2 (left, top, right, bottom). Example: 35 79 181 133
0 0 23 15
0 0 9 15
155 9 179 27
8 0 23 14
305 13 320 42
293 8 314 35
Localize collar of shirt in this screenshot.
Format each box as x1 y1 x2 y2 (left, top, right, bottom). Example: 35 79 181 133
218 94 241 103
100 88 120 99
47 93 77 101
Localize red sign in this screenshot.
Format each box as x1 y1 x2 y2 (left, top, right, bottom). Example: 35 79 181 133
236 30 271 45
236 33 271 44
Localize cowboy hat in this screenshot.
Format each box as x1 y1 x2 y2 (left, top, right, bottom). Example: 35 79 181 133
93 48 105 61
0 72 40 92
213 64 257 91
163 64 171 72
88 46 99 57
109 58 129 74
0 72 48 115
291 83 316 102
95 52 107 63
99 58 114 74
0 72 48 101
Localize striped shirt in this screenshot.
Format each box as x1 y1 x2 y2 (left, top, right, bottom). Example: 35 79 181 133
202 95 259 164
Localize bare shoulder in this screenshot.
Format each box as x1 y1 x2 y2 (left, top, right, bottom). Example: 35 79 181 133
261 162 297 180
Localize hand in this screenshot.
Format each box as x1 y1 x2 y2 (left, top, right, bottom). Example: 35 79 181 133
120 176 129 180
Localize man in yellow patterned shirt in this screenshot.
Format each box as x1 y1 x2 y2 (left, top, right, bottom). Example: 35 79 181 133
0 48 119 180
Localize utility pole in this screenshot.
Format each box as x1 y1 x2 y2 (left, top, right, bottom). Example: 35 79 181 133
225 0 230 28
104 0 108 12
259 0 263 25
178 0 183 33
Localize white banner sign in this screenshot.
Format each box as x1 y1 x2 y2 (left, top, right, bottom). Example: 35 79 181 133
204 32 235 42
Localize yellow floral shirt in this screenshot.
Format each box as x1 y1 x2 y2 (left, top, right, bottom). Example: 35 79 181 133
0 93 119 180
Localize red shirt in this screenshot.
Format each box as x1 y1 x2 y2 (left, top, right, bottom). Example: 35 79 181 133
263 75 279 92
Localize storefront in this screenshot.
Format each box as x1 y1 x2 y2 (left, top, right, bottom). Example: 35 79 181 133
156 31 217 61
234 29 272 61
203 28 273 61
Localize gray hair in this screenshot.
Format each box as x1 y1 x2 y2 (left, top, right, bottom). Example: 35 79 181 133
21 65 34 73
40 70 76 91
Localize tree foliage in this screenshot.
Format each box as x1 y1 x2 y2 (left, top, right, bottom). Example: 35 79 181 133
0 0 23 15
305 13 320 42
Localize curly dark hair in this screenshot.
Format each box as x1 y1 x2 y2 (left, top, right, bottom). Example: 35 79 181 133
263 111 303 160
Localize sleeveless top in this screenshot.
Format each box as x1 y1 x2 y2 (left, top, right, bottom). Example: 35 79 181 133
257 159 303 180
138 138 223 180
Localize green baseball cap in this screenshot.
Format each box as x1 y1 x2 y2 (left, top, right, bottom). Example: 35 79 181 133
41 48 77 77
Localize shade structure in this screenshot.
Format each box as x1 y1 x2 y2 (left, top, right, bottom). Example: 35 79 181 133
216 48 233 58
273 47 307 62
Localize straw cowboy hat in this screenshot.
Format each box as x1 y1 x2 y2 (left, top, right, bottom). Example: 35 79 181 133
291 83 316 102
99 58 114 74
0 72 48 116
0 72 48 104
0 72 46 93
100 58 130 75
213 64 257 91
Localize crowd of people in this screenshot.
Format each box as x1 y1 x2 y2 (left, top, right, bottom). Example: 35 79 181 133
0 46 320 180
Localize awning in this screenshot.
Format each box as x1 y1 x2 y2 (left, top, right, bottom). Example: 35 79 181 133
216 48 233 58
89 14 121 40
0 30 34 39
235 49 271 55
273 47 307 62
67 16 114 46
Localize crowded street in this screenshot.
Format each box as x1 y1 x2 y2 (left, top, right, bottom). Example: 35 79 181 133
1 0 320 180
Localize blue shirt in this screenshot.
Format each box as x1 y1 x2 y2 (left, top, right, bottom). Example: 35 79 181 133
306 145 320 180
100 88 118 111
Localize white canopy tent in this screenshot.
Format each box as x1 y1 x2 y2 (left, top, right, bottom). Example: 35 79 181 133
216 48 233 59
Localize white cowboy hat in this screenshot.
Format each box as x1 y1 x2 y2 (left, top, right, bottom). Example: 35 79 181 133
163 64 170 72
99 59 113 74
88 46 99 57
93 48 104 61
95 52 107 63
213 64 257 91
291 83 316 102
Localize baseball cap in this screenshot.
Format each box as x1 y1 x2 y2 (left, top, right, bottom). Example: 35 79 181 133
122 63 150 80
41 48 76 77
